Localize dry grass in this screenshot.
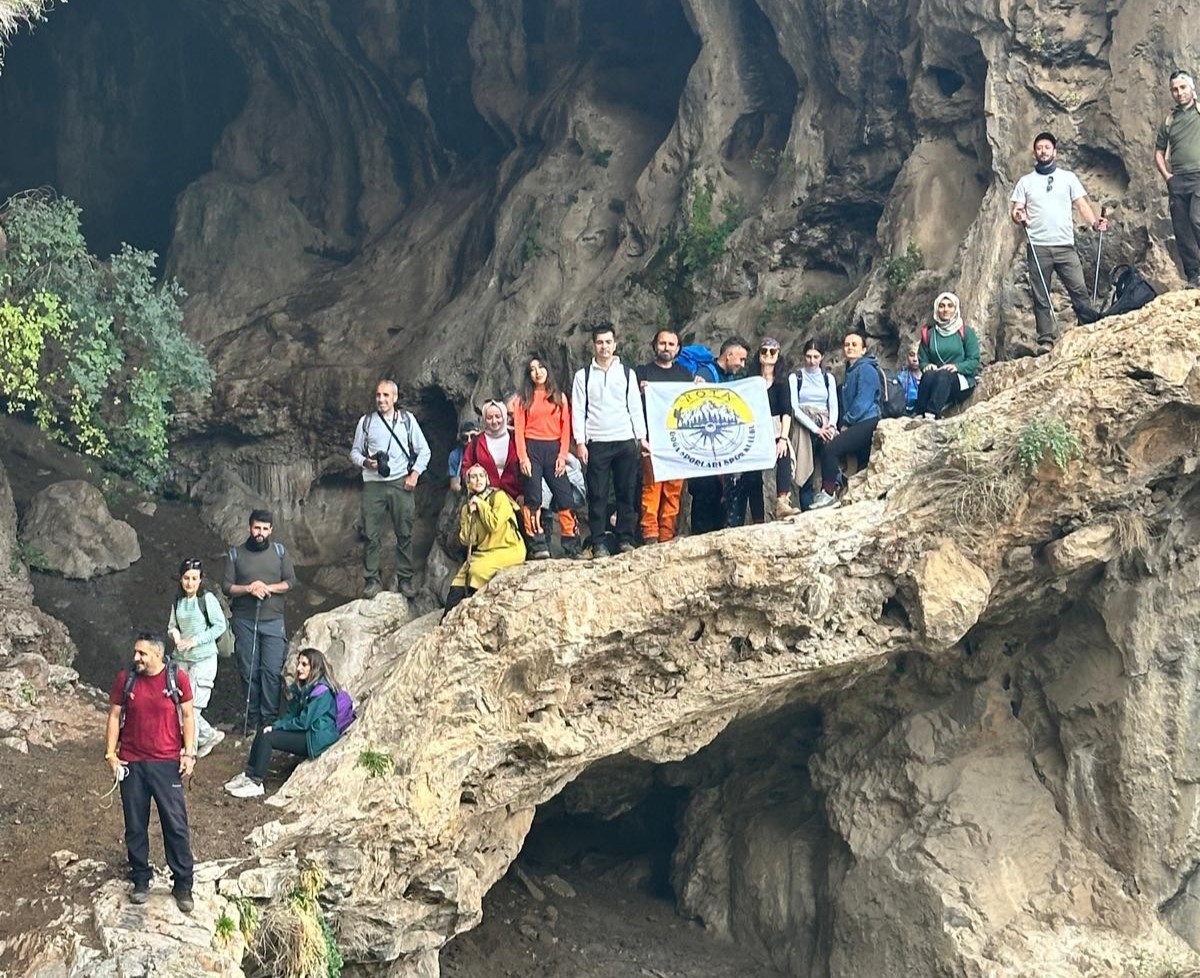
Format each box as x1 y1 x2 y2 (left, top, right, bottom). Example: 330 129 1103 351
0 0 50 42
251 866 341 978
1109 509 1152 556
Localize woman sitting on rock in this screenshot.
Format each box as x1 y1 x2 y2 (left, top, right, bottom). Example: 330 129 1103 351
914 292 981 420
166 557 226 758
225 648 341 799
787 339 840 510
444 464 527 616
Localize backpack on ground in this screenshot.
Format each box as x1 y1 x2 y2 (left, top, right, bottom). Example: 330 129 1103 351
874 363 907 419
675 344 719 380
1104 264 1157 318
313 682 356 735
120 660 184 732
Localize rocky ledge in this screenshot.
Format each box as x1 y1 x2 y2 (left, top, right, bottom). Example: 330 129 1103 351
13 293 1200 977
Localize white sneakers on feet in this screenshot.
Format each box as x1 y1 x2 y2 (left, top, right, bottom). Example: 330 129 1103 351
224 772 251 791
809 490 838 510
196 729 225 759
228 779 265 799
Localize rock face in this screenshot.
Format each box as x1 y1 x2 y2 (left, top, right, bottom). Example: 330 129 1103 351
0 0 1191 569
19 480 141 579
15 295 1200 976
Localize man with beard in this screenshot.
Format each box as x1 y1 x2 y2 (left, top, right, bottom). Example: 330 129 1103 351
636 329 692 543
222 510 297 733
1010 131 1108 354
1156 70 1200 288
104 632 196 910
687 335 750 534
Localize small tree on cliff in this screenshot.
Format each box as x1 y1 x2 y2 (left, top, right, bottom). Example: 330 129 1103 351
0 191 213 490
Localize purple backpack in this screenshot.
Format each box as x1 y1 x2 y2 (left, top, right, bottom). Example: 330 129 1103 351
312 683 356 734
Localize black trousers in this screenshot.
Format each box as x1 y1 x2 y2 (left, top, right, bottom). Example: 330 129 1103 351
689 476 724 534
820 419 879 493
120 759 194 889
247 728 310 782
914 370 972 418
585 439 640 545
728 456 794 525
1169 171 1200 280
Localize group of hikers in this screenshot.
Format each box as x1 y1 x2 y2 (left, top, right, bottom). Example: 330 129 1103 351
104 85 1200 910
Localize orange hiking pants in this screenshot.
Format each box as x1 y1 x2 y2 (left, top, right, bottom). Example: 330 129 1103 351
640 457 683 542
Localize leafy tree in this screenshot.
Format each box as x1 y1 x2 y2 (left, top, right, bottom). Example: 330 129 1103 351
0 192 213 490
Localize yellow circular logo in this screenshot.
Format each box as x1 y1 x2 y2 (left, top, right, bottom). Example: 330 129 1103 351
666 387 758 467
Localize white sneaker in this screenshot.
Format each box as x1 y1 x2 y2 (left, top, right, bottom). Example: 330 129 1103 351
224 772 250 791
809 490 838 510
196 730 225 759
228 779 265 799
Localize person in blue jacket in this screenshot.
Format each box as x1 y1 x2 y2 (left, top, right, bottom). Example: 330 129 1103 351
224 648 342 798
811 331 883 508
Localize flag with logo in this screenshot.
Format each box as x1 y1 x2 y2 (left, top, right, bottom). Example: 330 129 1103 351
644 378 777 481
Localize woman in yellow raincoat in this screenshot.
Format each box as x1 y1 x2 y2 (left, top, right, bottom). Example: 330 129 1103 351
443 464 527 616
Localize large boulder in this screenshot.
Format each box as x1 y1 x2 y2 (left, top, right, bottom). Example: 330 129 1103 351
19 480 140 580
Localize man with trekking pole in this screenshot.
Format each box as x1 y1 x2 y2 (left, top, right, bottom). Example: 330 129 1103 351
222 509 296 735
1155 70 1200 288
1010 131 1109 355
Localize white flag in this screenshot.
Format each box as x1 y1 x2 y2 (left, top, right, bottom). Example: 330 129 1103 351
644 378 777 481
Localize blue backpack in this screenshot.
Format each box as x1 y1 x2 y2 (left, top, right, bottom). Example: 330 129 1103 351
675 344 718 380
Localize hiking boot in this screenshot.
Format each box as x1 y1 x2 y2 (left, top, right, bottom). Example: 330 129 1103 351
130 882 151 905
561 536 584 560
172 888 194 914
1189 274 1200 289
530 547 551 560
363 580 383 599
224 772 251 791
618 541 637 554
775 497 800 518
228 778 265 799
591 541 612 559
398 578 418 599
196 729 225 759
1035 343 1054 357
809 490 838 510
642 536 659 546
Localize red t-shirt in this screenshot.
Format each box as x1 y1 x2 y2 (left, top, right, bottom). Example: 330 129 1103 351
109 667 193 763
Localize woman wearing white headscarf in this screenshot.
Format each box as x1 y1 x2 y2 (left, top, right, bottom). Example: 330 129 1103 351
914 292 982 419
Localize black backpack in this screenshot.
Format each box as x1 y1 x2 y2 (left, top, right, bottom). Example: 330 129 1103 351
119 660 184 732
874 363 907 419
1104 264 1157 318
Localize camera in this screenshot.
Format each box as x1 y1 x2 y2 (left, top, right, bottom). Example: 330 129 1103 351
371 451 391 478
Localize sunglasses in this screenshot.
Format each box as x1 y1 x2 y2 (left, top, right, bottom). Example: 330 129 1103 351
759 347 779 355
1046 175 1055 193
182 558 203 570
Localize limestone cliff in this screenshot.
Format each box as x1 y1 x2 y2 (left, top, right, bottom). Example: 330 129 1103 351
0 0 1193 567
12 294 1200 976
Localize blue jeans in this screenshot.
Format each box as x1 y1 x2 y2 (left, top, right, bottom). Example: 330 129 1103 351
232 615 287 730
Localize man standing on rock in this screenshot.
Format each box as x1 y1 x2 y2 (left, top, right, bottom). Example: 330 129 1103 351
571 324 648 557
104 631 196 912
1156 70 1200 288
688 336 750 534
350 379 432 597
1010 131 1108 355
637 328 692 544
222 510 296 733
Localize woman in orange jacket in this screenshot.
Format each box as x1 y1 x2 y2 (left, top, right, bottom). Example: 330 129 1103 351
511 354 581 559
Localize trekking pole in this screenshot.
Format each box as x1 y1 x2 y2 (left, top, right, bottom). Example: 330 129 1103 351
1023 223 1059 333
1091 205 1107 306
242 599 261 736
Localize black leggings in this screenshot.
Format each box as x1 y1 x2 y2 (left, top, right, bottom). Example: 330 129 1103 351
521 438 575 512
246 728 310 782
820 419 879 494
914 370 972 418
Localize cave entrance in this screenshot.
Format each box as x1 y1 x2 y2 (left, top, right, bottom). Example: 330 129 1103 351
444 703 831 978
0 0 248 260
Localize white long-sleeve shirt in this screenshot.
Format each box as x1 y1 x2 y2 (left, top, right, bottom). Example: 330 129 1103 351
789 369 839 434
571 357 647 444
350 410 432 482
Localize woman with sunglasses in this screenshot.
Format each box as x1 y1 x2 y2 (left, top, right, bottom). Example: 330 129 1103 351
727 338 800 525
166 557 227 757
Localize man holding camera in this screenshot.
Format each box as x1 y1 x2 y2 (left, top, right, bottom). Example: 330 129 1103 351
350 379 432 598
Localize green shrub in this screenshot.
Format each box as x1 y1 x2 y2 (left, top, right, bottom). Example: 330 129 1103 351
356 747 394 778
679 179 744 276
0 193 212 490
885 241 923 292
215 910 237 945
1017 417 1082 475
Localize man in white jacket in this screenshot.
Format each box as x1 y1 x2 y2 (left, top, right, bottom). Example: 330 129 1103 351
571 324 649 557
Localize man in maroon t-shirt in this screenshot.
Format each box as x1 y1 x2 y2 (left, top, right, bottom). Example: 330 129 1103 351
104 632 197 911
